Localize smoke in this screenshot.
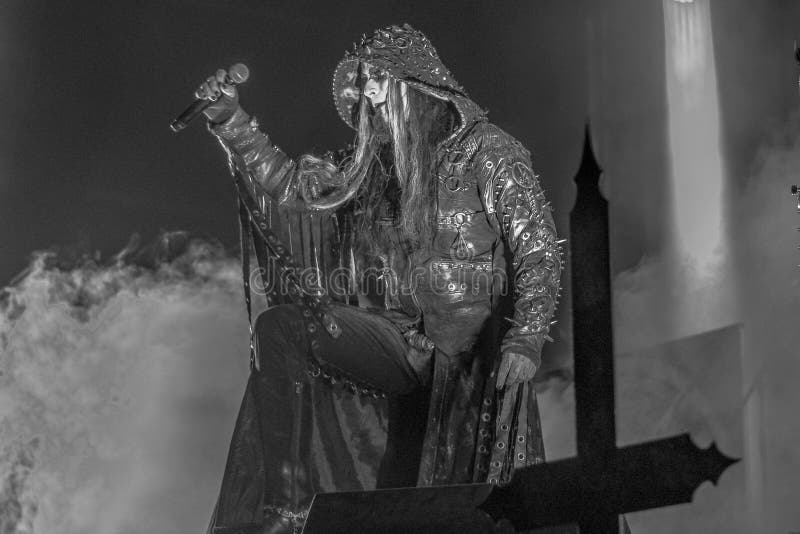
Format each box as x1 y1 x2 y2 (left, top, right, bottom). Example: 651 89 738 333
733 111 800 533
540 110 800 533
0 438 39 534
3 109 799 532
613 250 739 355
538 251 740 461
0 234 251 534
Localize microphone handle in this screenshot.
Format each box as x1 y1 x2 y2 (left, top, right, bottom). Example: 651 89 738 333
170 97 214 133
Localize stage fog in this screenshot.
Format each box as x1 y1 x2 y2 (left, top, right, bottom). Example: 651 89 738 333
1 1 798 533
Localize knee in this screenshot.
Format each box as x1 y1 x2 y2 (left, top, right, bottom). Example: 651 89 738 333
254 305 305 350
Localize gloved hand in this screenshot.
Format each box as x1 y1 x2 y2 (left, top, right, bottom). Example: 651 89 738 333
496 352 537 390
194 68 240 124
402 329 435 387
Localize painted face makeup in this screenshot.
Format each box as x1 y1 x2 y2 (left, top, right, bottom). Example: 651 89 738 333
360 63 389 108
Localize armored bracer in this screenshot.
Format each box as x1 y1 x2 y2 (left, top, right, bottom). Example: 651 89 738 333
476 139 563 368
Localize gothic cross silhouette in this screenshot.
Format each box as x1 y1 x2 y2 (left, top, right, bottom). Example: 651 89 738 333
302 126 737 534
478 126 738 532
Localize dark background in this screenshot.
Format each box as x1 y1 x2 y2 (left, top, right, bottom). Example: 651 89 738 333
3 1 800 531
7 0 790 283
4 0 797 371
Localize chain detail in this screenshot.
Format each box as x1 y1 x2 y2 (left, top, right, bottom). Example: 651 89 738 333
264 504 308 534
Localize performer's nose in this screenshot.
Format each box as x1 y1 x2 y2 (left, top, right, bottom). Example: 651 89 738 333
364 80 380 100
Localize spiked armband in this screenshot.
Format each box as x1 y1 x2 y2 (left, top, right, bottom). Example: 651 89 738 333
476 142 563 368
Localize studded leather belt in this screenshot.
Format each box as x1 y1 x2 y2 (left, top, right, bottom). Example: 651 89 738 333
430 260 493 272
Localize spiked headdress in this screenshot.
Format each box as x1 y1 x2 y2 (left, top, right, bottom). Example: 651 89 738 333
332 23 483 134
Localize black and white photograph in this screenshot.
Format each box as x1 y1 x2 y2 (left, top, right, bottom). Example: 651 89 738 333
1 1 798 533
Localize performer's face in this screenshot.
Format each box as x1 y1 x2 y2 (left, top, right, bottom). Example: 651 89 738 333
360 63 389 113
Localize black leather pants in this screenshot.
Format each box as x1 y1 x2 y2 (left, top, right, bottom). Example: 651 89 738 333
254 303 421 396
207 303 422 534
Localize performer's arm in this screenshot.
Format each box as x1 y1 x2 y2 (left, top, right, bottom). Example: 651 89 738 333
476 139 563 387
196 68 345 211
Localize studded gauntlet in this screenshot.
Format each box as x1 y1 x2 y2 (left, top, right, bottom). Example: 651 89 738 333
477 142 563 370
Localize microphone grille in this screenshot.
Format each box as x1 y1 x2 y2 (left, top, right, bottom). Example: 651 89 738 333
228 63 250 84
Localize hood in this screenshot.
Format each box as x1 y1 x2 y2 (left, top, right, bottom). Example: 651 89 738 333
332 23 485 141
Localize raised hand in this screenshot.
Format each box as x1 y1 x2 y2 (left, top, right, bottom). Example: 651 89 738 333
194 68 241 124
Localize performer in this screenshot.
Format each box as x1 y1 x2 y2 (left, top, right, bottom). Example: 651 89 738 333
195 24 562 534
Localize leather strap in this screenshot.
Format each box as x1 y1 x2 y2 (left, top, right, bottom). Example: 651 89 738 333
232 169 342 345
238 198 258 371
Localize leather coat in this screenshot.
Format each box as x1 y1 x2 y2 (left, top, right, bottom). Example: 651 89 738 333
211 24 562 490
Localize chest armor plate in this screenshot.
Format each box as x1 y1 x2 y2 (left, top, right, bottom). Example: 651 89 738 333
433 143 498 263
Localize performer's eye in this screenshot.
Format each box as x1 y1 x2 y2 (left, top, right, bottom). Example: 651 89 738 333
370 69 388 82
359 68 388 84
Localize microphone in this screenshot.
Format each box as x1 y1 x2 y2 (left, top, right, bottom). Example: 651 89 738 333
170 63 250 132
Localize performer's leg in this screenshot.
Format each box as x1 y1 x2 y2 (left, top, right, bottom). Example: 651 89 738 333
254 302 420 394
253 302 421 395
209 303 421 534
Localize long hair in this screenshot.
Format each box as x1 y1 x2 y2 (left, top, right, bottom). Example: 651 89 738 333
292 79 457 265
351 80 457 261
